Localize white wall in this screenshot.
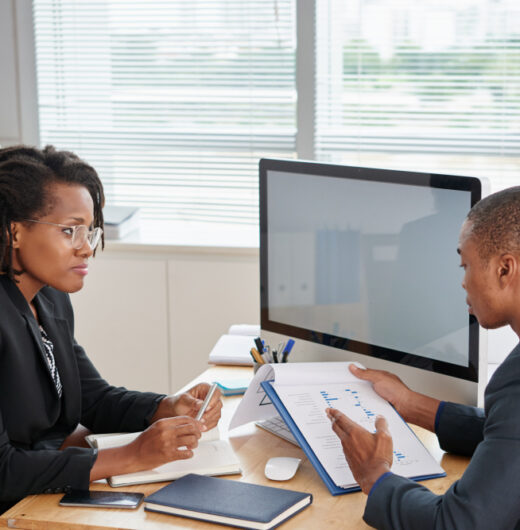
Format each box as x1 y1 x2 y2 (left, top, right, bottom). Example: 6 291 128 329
0 0 39 147
70 243 260 394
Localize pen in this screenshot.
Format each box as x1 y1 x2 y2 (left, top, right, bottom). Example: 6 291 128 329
262 345 272 363
250 349 258 363
254 337 264 354
282 339 295 363
250 347 265 364
196 383 218 421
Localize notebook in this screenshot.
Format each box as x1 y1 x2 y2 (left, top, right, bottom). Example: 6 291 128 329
144 473 312 530
86 427 241 487
208 324 260 365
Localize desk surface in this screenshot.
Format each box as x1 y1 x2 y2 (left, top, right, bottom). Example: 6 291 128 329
0 365 469 530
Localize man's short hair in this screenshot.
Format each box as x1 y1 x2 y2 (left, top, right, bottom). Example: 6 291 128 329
467 186 520 262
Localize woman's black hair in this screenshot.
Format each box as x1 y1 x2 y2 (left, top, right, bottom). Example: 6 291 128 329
0 144 105 280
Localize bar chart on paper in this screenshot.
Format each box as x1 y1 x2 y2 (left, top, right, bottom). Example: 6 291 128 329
273 381 443 488
322 386 419 468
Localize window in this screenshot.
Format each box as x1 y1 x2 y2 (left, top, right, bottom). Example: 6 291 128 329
33 1 520 227
33 0 296 224
315 0 520 189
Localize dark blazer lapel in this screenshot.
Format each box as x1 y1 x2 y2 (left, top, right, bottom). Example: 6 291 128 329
34 290 79 424
25 292 62 399
0 277 54 384
23 313 51 372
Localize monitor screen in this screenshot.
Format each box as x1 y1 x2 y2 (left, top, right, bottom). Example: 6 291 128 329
260 159 482 382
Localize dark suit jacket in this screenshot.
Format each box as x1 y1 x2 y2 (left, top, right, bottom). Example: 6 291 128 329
0 275 164 510
363 342 520 529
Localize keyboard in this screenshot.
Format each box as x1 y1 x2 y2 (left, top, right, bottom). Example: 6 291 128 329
255 416 299 446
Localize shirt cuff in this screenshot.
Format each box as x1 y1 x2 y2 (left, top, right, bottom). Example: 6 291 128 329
144 394 167 426
434 401 446 434
368 471 393 497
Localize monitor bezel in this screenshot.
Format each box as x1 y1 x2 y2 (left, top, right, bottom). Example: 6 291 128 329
260 158 482 382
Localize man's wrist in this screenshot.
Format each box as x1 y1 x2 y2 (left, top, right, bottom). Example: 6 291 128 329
402 392 440 431
358 462 392 494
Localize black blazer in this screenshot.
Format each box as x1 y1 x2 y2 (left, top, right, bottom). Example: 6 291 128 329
364 342 520 529
0 275 164 509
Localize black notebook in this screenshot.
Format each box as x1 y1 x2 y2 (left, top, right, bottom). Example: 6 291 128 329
144 473 312 529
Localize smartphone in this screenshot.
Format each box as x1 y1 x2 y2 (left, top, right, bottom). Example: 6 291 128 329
59 489 144 509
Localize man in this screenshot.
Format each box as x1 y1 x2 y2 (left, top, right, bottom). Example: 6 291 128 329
327 187 520 529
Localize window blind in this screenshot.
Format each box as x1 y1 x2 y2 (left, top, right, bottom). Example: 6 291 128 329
33 0 296 224
315 0 520 191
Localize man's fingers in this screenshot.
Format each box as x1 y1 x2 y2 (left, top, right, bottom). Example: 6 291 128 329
350 364 378 381
349 364 387 384
375 415 390 435
326 408 357 433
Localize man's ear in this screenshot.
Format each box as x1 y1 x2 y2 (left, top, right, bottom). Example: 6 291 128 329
497 254 517 288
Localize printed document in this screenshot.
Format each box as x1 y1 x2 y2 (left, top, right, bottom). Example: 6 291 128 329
230 363 444 490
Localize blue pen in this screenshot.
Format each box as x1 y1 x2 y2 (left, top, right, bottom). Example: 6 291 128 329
281 339 295 363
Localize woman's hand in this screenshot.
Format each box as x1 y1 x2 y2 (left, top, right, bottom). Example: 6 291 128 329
150 383 223 430
89 416 203 481
327 408 393 494
349 364 440 432
130 416 202 470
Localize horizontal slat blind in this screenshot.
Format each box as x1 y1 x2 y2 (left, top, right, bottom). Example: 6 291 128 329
316 1 520 190
33 0 296 224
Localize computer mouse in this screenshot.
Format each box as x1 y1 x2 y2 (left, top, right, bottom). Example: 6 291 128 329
264 457 301 481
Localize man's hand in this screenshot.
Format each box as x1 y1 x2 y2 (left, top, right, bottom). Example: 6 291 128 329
349 365 412 418
349 365 440 431
326 408 393 494
150 383 223 430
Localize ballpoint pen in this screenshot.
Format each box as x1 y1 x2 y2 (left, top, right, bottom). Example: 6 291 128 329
281 339 295 363
196 382 218 421
254 337 264 355
262 345 272 363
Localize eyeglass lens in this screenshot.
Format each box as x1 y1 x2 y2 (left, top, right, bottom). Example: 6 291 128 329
71 226 102 250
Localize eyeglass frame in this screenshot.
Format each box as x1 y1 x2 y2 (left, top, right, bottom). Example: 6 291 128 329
22 219 103 250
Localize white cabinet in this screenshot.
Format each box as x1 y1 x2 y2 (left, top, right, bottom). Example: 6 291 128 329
71 255 170 394
168 253 260 391
71 242 259 395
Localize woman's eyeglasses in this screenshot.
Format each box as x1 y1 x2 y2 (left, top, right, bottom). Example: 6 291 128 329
23 219 103 250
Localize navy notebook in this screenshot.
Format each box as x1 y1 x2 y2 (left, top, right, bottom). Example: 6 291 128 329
144 473 312 529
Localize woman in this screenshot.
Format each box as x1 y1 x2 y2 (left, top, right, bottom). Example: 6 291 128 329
0 145 222 512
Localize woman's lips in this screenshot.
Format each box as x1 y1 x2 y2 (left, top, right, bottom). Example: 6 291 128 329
72 264 88 276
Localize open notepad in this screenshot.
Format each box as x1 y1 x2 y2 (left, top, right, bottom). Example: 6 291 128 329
86 427 241 487
230 362 445 495
208 324 260 365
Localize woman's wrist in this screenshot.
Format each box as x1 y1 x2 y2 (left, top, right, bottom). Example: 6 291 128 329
89 443 140 482
150 395 178 424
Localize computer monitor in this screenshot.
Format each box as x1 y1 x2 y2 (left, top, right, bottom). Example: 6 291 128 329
260 158 486 405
